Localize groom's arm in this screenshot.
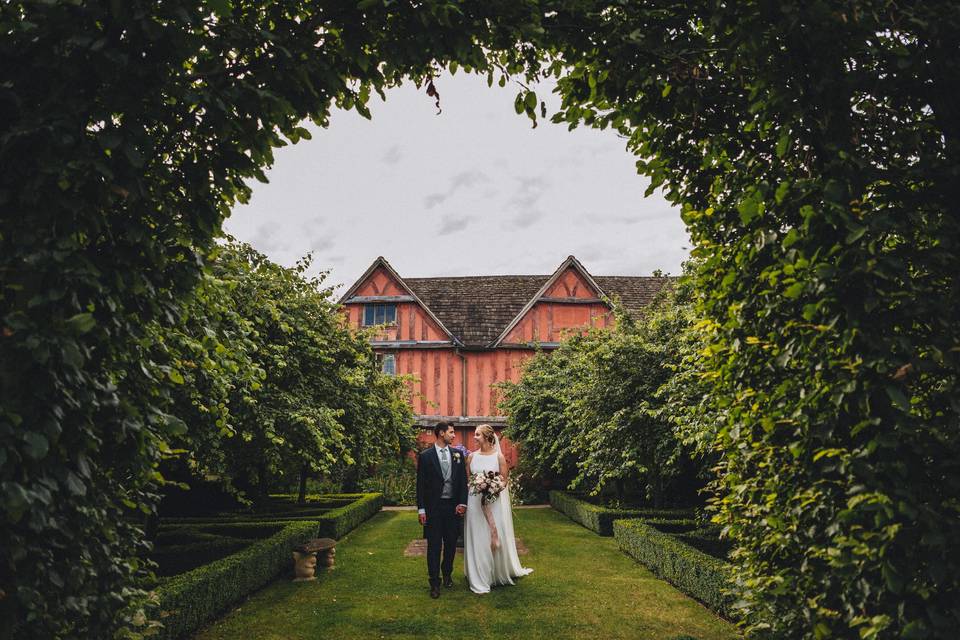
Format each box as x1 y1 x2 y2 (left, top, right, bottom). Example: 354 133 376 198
415 451 427 524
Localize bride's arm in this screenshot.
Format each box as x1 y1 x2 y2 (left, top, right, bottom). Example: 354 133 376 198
498 453 509 483
466 452 474 477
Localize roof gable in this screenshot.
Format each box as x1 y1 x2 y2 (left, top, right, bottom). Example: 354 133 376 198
490 256 605 347
339 257 460 344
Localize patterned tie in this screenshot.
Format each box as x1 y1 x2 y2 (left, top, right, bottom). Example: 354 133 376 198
440 447 450 480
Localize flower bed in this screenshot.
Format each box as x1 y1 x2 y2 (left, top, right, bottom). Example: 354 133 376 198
549 490 693 536
613 519 734 618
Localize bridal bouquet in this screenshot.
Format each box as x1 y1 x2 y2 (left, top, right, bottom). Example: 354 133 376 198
469 470 507 505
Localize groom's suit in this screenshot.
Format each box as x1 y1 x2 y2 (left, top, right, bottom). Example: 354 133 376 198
416 444 468 588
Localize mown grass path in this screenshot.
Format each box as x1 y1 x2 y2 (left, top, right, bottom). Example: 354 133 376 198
193 508 738 640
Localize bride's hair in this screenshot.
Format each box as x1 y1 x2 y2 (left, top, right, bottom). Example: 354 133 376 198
476 424 496 445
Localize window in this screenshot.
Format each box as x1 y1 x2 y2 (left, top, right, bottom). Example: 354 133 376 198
363 303 397 326
380 353 396 376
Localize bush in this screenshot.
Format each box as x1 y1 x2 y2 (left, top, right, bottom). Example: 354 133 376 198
613 519 733 618
152 520 318 639
549 491 692 536
359 456 417 506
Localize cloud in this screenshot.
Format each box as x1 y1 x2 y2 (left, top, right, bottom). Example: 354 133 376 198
584 213 643 225
508 209 544 229
381 145 403 165
424 193 447 208
310 236 335 252
423 169 489 208
252 222 288 253
437 214 474 236
502 175 549 229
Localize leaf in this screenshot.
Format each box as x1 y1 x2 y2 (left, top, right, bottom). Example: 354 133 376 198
775 132 790 158
885 385 910 411
168 368 185 384
845 225 867 244
661 83 672 98
783 282 804 299
23 432 49 460
65 472 87 497
524 91 537 110
204 0 232 17
65 312 96 334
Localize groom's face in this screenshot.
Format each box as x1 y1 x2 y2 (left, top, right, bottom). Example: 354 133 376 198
439 425 455 446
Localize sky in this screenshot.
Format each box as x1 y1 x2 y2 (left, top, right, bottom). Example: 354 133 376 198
223 71 691 296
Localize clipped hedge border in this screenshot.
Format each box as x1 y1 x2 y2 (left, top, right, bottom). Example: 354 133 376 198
613 519 734 618
153 493 383 639
153 520 319 639
549 490 693 536
315 492 384 539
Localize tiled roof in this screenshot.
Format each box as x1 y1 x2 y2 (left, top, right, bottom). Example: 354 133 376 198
404 276 545 347
404 274 674 347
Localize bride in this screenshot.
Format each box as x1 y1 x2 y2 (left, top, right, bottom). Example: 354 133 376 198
463 424 533 594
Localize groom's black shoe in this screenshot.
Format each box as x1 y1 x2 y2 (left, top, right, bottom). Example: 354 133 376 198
430 585 441 599
443 575 454 588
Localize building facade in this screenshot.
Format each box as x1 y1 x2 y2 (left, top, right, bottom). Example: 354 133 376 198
339 255 672 463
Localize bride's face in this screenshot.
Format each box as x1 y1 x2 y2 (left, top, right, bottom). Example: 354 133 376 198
473 428 482 448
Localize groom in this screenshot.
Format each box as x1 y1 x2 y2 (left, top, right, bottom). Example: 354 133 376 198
416 421 468 598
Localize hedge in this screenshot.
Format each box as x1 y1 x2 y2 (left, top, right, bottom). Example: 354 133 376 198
153 493 383 639
152 520 319 639
315 493 384 539
613 519 734 618
549 490 693 536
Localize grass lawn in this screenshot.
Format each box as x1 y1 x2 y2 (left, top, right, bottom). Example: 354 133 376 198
193 508 738 640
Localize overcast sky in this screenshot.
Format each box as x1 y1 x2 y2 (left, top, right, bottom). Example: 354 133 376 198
223 71 691 295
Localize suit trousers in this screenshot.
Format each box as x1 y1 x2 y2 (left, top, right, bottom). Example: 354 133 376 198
425 498 458 586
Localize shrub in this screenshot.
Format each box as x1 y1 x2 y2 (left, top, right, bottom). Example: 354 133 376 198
613 519 733 618
152 520 318 639
359 456 417 506
549 491 692 536
315 493 384 539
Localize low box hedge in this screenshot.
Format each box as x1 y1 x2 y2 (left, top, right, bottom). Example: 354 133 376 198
315 492 384 539
613 519 734 618
153 520 319 639
549 490 693 536
152 493 383 639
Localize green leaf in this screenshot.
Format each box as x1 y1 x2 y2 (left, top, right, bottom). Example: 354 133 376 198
204 0 232 17
23 432 49 460
775 132 790 158
661 83 672 98
65 313 96 334
783 282 804 299
524 91 538 110
168 368 185 384
885 385 910 411
845 225 867 244
65 472 87 497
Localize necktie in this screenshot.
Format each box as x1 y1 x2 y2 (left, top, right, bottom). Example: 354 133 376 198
440 448 450 479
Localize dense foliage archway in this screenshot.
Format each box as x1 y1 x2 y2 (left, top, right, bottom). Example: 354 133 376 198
2 1 957 638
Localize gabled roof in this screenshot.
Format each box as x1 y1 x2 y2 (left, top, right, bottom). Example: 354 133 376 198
338 256 462 345
341 256 675 348
489 255 604 347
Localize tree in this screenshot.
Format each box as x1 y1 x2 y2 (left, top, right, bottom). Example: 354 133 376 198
502 278 704 507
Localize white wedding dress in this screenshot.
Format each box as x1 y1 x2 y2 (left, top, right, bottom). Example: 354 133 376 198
463 449 533 594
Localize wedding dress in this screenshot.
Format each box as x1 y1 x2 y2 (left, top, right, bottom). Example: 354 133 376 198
463 439 533 594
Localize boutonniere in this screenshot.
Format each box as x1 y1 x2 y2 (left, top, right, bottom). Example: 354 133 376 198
453 452 462 462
